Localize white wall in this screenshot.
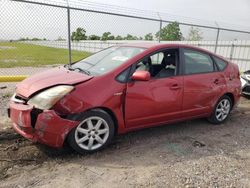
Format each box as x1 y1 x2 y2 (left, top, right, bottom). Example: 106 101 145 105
23 40 250 71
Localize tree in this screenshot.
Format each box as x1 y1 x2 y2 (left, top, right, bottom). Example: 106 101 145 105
155 22 182 41
108 35 115 40
101 32 111 40
101 32 116 40
187 27 203 41
144 33 153 41
71 27 87 41
124 34 138 40
115 35 123 40
88 35 101 40
31 38 41 41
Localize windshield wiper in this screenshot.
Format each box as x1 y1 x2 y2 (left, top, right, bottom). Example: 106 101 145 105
73 67 91 75
80 61 94 66
65 65 91 75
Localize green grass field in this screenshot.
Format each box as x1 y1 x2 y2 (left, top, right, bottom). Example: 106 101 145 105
0 42 91 68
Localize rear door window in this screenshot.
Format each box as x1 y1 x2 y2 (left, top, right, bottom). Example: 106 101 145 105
183 49 214 74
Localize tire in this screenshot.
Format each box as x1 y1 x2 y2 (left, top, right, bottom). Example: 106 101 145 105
67 109 115 154
208 95 232 124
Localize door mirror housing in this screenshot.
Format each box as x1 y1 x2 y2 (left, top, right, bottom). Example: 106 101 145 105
131 70 150 81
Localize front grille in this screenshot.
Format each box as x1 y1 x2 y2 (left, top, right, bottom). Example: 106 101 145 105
11 94 43 128
30 108 43 128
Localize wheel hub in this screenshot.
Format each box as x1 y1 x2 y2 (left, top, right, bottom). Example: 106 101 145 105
90 131 95 136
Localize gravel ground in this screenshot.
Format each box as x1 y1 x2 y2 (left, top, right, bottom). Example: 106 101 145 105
0 85 250 187
0 83 16 117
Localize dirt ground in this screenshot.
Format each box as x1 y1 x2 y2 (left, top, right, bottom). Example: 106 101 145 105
0 84 250 188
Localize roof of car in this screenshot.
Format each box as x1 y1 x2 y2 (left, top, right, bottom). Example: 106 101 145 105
119 42 215 55
119 42 160 48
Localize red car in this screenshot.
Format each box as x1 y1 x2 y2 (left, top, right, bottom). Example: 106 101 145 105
9 43 241 153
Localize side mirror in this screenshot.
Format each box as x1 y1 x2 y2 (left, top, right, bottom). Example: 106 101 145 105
131 70 150 81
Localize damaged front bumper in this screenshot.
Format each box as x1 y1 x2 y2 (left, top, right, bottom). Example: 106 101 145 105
8 101 79 148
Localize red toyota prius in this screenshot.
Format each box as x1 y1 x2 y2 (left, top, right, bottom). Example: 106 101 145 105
9 43 241 154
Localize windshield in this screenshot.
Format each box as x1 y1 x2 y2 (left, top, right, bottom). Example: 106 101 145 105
71 46 145 76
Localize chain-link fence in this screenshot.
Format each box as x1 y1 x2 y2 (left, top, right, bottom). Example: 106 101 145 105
1 0 250 78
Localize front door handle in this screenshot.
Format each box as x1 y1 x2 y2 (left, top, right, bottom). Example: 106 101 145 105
114 92 123 96
170 84 181 90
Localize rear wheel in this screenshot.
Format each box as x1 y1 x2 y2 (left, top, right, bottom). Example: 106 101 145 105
67 110 115 154
208 95 232 124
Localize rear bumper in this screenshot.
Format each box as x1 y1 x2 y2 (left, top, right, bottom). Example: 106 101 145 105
9 101 79 148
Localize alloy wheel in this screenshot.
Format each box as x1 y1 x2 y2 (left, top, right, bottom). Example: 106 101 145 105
215 98 231 122
74 116 109 151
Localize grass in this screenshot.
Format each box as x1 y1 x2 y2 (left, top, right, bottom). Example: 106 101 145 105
0 42 91 68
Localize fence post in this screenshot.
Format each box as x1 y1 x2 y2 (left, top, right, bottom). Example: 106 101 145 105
214 28 220 53
158 20 162 43
156 12 162 43
67 3 72 65
230 43 235 60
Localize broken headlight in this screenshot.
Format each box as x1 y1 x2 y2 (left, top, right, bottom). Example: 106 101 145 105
27 85 74 110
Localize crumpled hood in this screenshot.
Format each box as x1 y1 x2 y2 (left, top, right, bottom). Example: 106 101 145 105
16 66 93 98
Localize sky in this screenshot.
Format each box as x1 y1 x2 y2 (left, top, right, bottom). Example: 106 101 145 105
92 0 250 28
0 0 250 40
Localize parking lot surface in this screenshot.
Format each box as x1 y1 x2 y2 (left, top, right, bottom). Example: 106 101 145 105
0 86 250 187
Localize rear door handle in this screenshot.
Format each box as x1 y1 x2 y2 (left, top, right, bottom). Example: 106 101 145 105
170 84 181 90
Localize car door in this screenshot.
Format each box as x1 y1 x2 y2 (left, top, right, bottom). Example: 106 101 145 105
125 49 184 128
181 48 226 117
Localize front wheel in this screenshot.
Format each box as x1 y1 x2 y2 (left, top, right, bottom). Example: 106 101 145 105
208 95 232 124
67 110 115 154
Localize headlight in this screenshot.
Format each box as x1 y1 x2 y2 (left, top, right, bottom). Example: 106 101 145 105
27 85 74 110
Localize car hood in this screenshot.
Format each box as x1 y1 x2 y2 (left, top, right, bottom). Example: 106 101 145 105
16 66 93 98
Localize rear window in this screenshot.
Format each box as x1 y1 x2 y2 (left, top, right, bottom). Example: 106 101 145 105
213 56 227 71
